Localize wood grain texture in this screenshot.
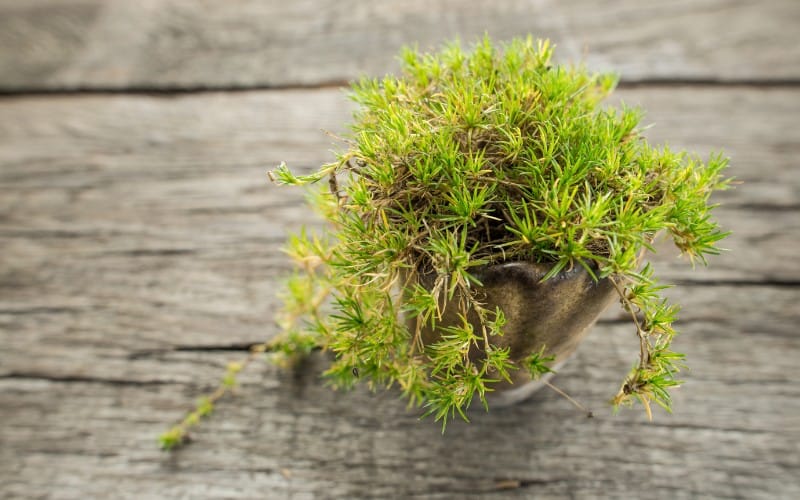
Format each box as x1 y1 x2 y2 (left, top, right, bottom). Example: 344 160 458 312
1 0 799 91
1 322 798 499
1 87 799 498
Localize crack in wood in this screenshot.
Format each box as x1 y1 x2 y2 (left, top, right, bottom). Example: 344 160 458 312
0 78 798 99
617 77 800 89
671 279 800 288
107 249 197 258
0 372 175 387
0 80 352 98
493 477 568 491
0 306 87 315
128 344 323 359
728 203 800 212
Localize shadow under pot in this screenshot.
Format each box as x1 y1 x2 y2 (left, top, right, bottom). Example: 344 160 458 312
409 261 617 407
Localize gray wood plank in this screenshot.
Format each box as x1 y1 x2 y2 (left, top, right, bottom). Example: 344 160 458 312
1 283 796 383
2 315 799 499
1 0 798 91
1 86 798 498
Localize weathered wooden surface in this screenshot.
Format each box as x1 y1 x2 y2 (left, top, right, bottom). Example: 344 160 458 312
1 0 799 91
2 86 799 499
2 3 800 499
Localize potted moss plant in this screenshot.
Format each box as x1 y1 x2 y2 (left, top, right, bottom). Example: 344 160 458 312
160 36 729 449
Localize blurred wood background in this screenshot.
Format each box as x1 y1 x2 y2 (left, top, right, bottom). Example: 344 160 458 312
1 1 798 498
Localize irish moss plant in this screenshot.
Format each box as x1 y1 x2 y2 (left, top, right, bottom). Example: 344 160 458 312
160 36 730 449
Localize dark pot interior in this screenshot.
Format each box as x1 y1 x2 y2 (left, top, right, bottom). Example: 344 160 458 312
409 261 617 405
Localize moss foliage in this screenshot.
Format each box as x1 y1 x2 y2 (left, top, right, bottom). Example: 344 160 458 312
162 36 730 447
270 35 730 426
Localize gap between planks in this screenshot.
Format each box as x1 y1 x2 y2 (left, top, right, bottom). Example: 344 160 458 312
1 78 800 98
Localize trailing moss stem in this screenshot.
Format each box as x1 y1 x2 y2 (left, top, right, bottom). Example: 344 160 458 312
611 276 650 369
543 380 593 418
158 343 267 450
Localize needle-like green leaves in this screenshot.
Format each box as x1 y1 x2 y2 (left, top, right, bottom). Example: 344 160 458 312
266 35 730 425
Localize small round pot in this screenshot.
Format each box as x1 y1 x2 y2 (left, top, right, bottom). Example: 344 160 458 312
412 261 617 407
